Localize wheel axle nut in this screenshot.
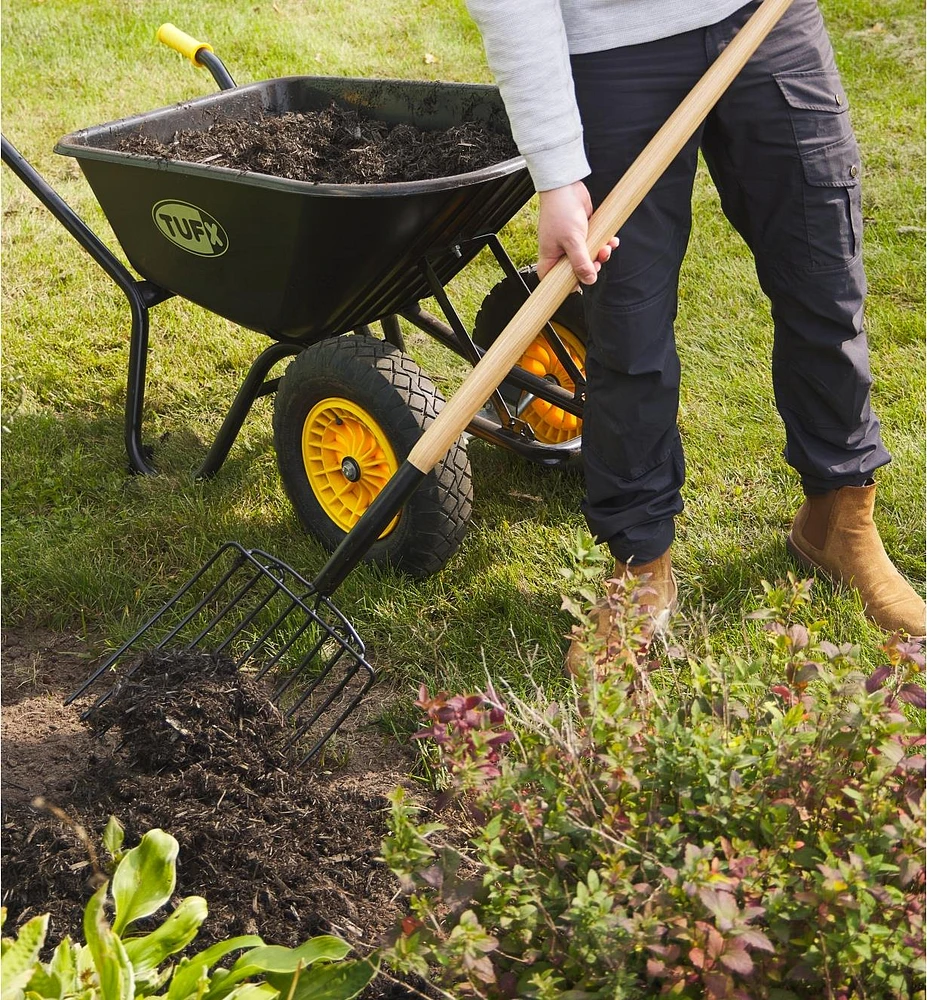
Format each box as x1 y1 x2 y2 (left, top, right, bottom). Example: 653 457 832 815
341 457 361 482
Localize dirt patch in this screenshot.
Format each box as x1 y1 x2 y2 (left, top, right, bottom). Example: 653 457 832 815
117 103 519 184
1 636 429 998
1 629 99 706
1 629 112 807
1 696 100 807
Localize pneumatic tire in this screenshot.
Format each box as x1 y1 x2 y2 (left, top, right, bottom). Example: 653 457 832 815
272 334 472 579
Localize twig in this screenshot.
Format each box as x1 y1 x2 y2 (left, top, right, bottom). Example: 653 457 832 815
32 797 104 883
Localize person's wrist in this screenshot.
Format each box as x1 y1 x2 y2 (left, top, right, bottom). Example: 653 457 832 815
539 180 583 202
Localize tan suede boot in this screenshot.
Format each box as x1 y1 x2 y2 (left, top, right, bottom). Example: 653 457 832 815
565 550 678 675
787 484 926 637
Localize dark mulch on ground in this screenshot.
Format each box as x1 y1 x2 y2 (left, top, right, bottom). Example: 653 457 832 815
117 103 519 184
1 649 423 997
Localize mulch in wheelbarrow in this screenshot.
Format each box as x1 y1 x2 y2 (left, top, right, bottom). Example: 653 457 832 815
0 648 422 996
118 102 519 183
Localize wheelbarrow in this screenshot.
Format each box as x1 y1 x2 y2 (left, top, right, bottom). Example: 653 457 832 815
3 0 792 756
2 25 591 581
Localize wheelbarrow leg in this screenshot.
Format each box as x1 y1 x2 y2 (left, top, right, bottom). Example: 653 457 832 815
195 341 303 479
1 134 173 475
124 290 155 474
380 314 406 352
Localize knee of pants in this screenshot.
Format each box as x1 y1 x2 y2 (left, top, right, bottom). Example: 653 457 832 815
582 380 681 483
583 271 681 378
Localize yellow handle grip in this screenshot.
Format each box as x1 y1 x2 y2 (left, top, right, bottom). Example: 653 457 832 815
156 23 213 65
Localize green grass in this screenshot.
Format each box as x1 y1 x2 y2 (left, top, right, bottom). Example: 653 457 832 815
2 0 924 729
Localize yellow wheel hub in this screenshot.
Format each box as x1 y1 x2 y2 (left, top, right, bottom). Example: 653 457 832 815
302 397 400 537
517 323 585 444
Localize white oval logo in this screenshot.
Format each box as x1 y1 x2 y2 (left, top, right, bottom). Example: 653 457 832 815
152 200 229 257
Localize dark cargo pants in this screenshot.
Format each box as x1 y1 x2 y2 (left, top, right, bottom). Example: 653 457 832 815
572 0 890 564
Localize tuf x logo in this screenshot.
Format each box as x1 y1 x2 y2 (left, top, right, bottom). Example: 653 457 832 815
152 200 228 257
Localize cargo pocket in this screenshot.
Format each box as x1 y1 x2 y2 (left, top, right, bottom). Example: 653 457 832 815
775 70 862 271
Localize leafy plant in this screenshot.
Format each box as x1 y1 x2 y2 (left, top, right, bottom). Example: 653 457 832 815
381 575 926 999
1 821 377 1000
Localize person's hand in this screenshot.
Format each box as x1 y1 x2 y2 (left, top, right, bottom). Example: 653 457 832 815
537 181 618 284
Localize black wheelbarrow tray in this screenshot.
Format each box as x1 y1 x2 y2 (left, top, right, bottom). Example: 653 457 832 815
2 0 790 757
54 75 533 343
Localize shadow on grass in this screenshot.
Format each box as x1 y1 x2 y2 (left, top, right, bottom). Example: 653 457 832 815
2 405 586 623
684 537 796 614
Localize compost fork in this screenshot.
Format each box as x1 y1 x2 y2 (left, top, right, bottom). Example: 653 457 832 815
66 0 792 758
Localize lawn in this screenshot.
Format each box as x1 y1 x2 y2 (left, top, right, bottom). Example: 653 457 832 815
2 0 924 725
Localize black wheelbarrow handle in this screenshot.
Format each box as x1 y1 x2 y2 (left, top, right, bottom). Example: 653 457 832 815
310 0 796 597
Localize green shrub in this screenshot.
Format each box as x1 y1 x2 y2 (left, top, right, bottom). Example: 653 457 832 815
0 820 377 1000
381 575 925 999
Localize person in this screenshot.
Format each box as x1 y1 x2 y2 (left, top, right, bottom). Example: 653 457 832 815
464 0 925 645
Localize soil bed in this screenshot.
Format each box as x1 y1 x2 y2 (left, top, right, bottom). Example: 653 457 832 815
1 643 425 998
118 104 519 184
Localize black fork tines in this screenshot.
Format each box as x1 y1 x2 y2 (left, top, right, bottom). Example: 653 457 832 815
65 542 376 761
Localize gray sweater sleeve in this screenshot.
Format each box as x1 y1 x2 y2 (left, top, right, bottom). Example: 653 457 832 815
464 0 589 192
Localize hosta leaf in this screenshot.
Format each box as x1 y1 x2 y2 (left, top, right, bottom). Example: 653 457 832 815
134 963 174 998
111 830 179 935
75 939 96 983
282 958 378 1000
222 985 278 1000
47 937 77 995
1 913 48 1000
201 966 253 1000
83 885 134 1000
221 941 360 1000
201 944 310 1000
166 936 264 1000
103 818 125 861
123 896 208 974
22 966 60 1000
232 939 351 975
172 964 212 1000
